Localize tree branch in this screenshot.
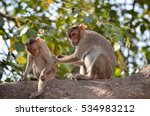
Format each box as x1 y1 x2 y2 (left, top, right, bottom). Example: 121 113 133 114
0 12 53 29
0 77 150 99
0 12 25 25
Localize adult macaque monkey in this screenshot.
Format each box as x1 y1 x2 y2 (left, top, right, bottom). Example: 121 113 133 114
56 24 116 80
21 37 55 98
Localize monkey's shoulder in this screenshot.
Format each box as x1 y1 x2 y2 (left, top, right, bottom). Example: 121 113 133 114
85 30 99 34
85 30 106 40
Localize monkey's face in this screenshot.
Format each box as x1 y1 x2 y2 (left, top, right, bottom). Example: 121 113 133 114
68 29 80 46
26 42 40 56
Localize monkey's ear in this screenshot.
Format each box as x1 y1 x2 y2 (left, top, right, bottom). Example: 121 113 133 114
35 37 41 43
79 24 86 30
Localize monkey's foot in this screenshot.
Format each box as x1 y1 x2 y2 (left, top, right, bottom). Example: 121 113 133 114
39 75 46 81
18 77 27 82
70 74 81 81
30 91 43 99
72 74 92 80
30 77 38 81
76 75 92 80
71 76 77 81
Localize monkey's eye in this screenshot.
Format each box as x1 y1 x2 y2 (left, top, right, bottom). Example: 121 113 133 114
71 33 75 37
68 34 71 38
68 32 76 39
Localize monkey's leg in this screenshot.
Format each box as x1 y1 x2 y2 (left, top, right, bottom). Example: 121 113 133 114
19 76 27 81
32 65 40 80
75 74 92 80
75 54 112 80
30 79 45 98
30 73 55 98
79 65 87 75
73 59 92 80
72 72 92 80
90 54 112 79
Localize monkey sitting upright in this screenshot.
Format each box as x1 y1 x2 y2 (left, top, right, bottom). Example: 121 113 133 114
21 37 55 98
55 24 116 80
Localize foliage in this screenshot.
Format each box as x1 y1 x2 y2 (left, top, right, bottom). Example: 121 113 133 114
0 0 149 82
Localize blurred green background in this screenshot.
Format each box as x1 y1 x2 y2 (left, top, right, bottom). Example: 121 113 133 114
0 0 150 82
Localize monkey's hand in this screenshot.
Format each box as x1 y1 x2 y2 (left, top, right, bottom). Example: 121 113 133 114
52 56 58 63
71 74 92 80
52 55 64 63
39 70 46 81
19 73 27 81
57 55 64 58
30 92 40 99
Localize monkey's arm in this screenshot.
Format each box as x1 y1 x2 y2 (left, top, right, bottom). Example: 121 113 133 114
72 60 84 66
40 44 55 77
40 61 55 79
57 54 80 63
22 54 33 80
55 54 84 66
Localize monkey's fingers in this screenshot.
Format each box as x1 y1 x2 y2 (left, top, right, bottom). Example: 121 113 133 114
71 76 77 81
52 56 58 63
30 77 38 81
39 75 46 81
57 55 64 58
30 92 38 99
18 77 27 82
75 74 92 80
30 90 44 99
69 74 80 81
71 74 87 81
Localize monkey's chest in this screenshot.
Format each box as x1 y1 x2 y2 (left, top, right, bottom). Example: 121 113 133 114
33 57 46 72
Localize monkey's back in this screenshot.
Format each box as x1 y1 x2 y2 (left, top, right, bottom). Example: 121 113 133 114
84 30 115 54
82 30 116 73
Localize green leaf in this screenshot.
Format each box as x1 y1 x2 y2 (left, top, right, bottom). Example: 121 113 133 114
67 15 74 24
26 28 37 37
0 16 4 27
16 55 27 64
117 50 125 70
0 67 3 80
40 0 53 10
134 21 141 28
5 78 13 82
142 47 148 53
125 37 131 48
145 52 150 62
14 42 25 52
22 34 28 43
140 24 146 34
20 26 29 36
109 10 117 17
84 14 95 23
114 42 120 51
9 37 17 52
114 68 121 77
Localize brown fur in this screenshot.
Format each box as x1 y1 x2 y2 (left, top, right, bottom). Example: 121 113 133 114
57 24 116 80
21 38 55 98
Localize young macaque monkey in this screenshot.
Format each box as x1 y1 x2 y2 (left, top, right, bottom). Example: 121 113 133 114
55 24 116 80
21 37 55 98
